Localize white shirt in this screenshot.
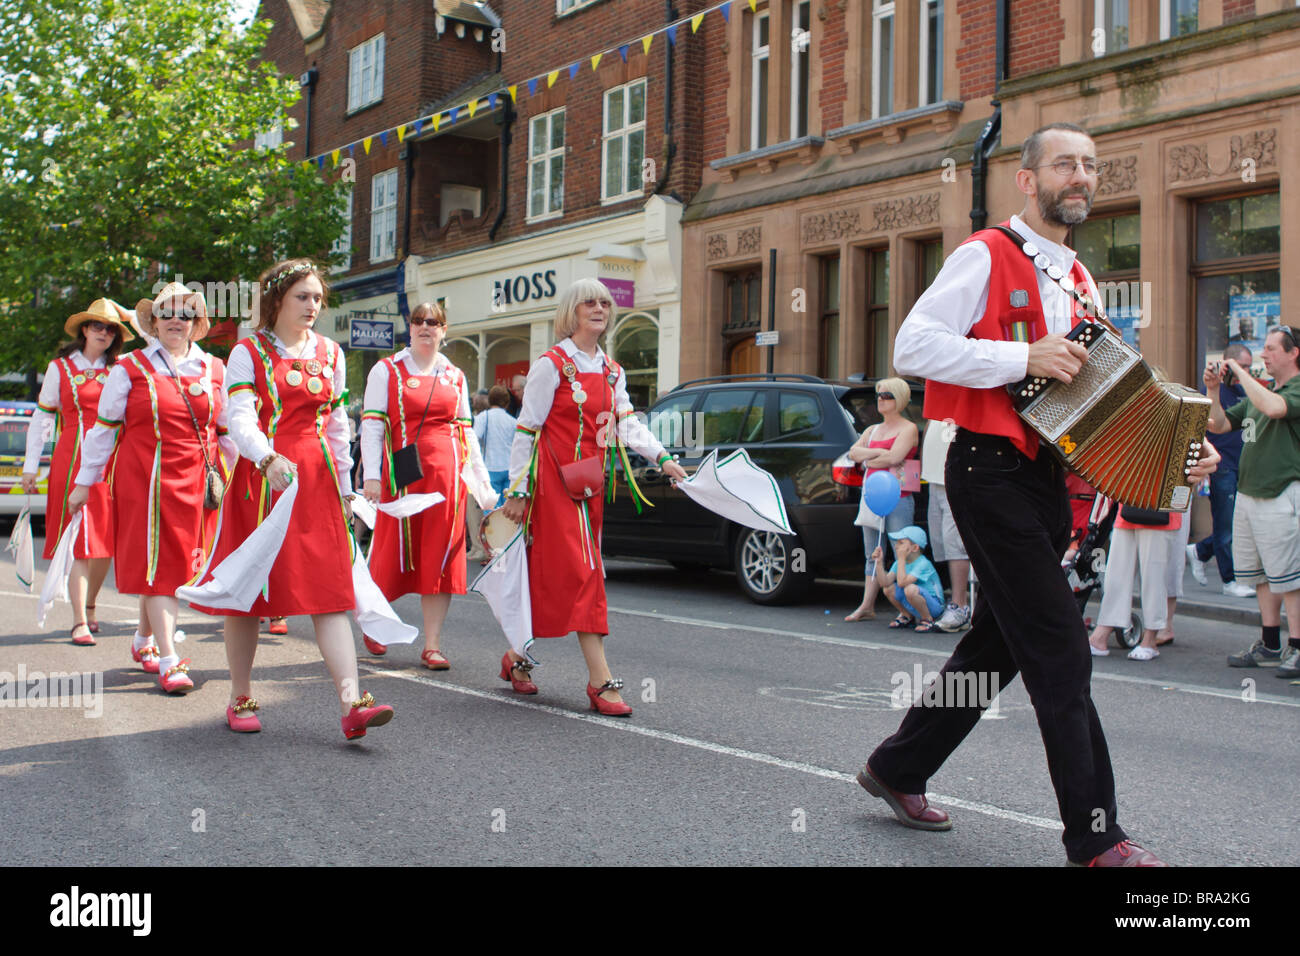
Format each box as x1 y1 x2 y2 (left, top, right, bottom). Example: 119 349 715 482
893 215 1101 389
474 406 516 472
225 330 354 495
23 351 106 474
358 349 488 488
75 341 234 486
507 337 668 487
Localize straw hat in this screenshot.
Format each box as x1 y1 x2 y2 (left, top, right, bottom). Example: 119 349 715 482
136 282 211 341
63 298 137 341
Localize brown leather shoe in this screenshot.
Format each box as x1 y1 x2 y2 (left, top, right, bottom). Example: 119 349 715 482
1070 840 1168 867
857 766 952 831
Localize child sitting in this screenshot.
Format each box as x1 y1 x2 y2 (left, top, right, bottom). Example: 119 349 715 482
871 526 945 633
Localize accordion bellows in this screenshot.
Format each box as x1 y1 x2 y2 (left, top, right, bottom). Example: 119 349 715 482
1009 323 1210 512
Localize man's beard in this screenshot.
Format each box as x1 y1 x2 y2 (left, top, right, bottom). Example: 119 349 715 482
1038 183 1094 226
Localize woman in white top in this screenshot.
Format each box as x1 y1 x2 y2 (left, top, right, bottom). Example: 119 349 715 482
474 384 516 506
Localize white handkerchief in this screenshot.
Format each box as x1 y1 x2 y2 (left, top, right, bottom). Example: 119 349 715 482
7 507 34 593
351 547 419 645
677 449 793 535
350 497 378 529
38 512 82 628
470 527 535 662
377 492 445 519
176 482 300 611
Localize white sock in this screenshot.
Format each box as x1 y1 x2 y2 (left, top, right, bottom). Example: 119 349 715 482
133 630 150 651
158 654 179 677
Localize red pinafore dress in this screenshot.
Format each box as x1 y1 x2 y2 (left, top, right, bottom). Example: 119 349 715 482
192 333 354 617
366 356 471 598
111 352 224 594
42 357 114 560
522 347 623 638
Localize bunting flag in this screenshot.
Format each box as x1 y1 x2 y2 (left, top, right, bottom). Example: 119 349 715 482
488 92 499 110
449 106 459 124
568 61 580 80
432 113 442 132
363 136 373 154
508 84 517 103
747 0 756 10
641 35 653 55
316 155 325 169
721 1 731 22
331 148 340 166
527 77 538 97
619 43 629 61
396 125 407 142
467 98 479 118
347 143 354 156
547 70 559 88
692 12 704 31
591 53 602 70
379 130 388 146
667 23 678 45
413 118 424 135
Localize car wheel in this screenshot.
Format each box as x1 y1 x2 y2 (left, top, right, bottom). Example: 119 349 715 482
733 527 812 605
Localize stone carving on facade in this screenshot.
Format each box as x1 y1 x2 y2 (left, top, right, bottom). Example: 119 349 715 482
1096 154 1137 196
801 208 862 244
736 226 761 255
1168 144 1211 182
1229 128 1276 173
707 233 730 260
872 193 940 232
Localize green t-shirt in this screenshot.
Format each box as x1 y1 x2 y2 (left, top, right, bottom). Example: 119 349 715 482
1225 375 1300 498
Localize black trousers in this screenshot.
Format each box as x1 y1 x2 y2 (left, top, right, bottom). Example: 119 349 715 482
868 428 1126 862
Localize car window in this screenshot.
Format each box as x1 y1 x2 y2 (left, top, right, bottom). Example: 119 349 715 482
777 391 822 440
698 389 760 446
647 392 699 450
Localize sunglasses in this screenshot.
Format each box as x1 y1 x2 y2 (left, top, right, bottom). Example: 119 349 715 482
875 391 896 399
1268 325 1300 348
156 311 196 322
581 298 613 309
409 316 446 327
82 321 114 334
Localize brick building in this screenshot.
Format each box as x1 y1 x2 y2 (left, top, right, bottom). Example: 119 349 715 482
685 0 1300 390
257 0 712 407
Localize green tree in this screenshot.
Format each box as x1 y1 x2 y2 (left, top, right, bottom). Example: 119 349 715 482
0 0 347 377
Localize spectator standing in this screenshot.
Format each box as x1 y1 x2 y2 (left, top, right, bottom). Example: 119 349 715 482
475 384 516 507
1187 344 1254 597
1087 509 1185 661
920 419 972 631
505 373 526 418
1208 327 1300 678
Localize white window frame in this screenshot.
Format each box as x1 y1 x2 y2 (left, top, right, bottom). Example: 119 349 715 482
790 1 811 140
918 0 943 105
872 0 895 119
1160 0 1197 40
254 118 282 151
527 108 565 222
751 11 770 150
1092 0 1130 57
369 169 397 263
348 33 385 113
601 80 647 204
330 187 353 274
556 0 600 13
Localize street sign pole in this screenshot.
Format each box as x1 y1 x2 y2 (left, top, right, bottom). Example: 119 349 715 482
766 248 776 375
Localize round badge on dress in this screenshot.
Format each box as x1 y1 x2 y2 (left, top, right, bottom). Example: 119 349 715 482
306 359 322 376
607 372 617 385
407 377 420 388
570 381 581 391
1022 241 1039 258
285 369 304 387
561 361 577 380
307 377 324 395
1034 253 1050 270
188 382 204 397
1046 264 1065 281
73 374 86 385
573 389 587 405
1058 275 1076 292
291 360 303 371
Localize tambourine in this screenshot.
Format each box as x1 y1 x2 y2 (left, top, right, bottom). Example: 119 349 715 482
479 508 521 558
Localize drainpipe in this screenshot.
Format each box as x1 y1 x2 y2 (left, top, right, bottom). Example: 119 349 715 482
969 0 1007 233
489 99 513 241
401 140 415 257
300 67 318 159
653 0 677 196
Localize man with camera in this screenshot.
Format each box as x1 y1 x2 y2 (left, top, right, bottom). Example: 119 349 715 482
1187 344 1255 598
1205 327 1300 678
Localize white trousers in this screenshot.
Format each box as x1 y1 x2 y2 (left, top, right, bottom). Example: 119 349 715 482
1098 524 1186 631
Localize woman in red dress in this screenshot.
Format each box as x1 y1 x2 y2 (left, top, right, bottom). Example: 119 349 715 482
23 299 132 646
500 279 687 715
359 301 495 668
191 259 394 739
69 284 231 689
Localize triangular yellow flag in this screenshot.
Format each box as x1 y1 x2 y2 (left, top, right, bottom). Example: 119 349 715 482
641 35 653 55
691 13 704 32
748 0 757 10
331 148 339 166
363 136 373 154
508 84 518 103
590 53 603 71
467 98 479 118
547 70 559 88
396 125 406 143
432 113 442 132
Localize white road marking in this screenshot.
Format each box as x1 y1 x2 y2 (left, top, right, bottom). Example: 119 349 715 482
359 663 1064 832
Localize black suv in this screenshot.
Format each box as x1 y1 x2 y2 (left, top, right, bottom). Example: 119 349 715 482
603 374 925 605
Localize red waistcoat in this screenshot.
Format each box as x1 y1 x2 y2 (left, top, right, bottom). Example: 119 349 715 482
921 222 1090 459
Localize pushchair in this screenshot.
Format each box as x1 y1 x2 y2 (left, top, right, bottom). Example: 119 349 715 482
1062 486 1142 650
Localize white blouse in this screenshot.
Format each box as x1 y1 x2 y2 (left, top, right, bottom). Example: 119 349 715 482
224 330 354 496
506 337 668 489
23 350 106 474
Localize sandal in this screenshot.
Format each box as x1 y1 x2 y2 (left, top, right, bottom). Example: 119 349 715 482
85 604 99 634
421 648 450 671
70 622 96 646
914 619 938 633
888 614 916 629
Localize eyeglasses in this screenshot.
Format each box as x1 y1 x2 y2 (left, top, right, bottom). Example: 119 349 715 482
82 321 113 334
409 316 446 327
580 298 613 309
875 392 896 399
1034 159 1108 176
156 311 196 322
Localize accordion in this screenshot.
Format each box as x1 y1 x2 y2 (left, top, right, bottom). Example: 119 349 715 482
1008 322 1210 512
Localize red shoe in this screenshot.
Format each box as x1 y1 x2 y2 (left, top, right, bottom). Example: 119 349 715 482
158 659 194 694
71 623 95 646
587 679 632 717
138 645 161 674
421 648 450 671
856 765 952 831
226 696 262 733
85 604 100 634
341 691 394 740
499 652 538 694
1072 840 1168 867
362 634 387 656
268 617 288 635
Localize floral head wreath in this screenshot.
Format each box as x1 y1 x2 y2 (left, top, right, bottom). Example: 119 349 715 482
263 261 318 295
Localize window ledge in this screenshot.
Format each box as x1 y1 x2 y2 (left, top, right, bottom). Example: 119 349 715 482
710 136 825 181
825 100 963 154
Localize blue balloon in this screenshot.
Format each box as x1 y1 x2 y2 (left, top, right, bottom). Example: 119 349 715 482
863 470 901 516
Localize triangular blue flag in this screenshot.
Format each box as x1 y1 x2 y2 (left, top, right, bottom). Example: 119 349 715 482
488 92 498 111
379 131 388 146
347 143 354 156
316 155 325 169
721 2 731 23
568 61 580 80
413 119 424 135
527 77 538 97
667 24 678 46
449 107 459 124
619 44 629 62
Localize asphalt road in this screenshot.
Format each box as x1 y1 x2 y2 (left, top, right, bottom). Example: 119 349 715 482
2 549 1297 867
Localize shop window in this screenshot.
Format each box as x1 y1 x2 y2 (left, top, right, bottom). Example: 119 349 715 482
602 80 646 203
1193 192 1280 372
442 339 480 395
614 315 659 409
1161 0 1198 39
527 108 565 221
866 247 890 377
819 256 840 380
1072 212 1141 347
